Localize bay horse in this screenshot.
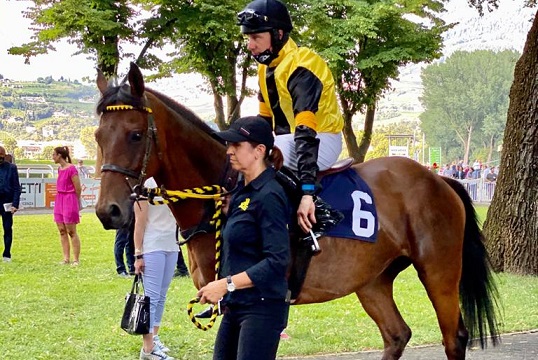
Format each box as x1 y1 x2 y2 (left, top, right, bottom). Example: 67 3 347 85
95 63 499 360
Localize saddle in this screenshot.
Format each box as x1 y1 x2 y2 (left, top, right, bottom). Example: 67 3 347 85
276 158 353 301
318 158 354 178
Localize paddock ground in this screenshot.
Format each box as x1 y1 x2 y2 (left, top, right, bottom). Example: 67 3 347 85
281 330 538 360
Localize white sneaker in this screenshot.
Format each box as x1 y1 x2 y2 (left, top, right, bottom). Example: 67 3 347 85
3 257 11 262
139 345 174 360
153 335 170 353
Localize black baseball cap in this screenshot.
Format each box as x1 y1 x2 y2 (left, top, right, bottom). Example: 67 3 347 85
214 116 274 149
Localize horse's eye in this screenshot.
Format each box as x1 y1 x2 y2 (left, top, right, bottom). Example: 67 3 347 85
129 131 143 142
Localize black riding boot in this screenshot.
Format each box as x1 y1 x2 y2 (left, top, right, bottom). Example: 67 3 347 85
301 196 344 255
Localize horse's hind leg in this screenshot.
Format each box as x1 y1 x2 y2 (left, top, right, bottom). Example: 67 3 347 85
416 266 468 360
356 271 411 360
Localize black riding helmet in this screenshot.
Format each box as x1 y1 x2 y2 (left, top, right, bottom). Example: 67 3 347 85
237 0 293 65
237 0 293 34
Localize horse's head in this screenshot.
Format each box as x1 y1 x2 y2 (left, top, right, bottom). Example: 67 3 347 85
94 63 229 230
94 63 162 229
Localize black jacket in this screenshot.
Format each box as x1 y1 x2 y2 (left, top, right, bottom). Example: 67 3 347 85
220 167 291 305
0 162 21 209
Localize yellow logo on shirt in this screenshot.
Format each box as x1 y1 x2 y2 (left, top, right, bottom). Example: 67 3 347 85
238 198 250 211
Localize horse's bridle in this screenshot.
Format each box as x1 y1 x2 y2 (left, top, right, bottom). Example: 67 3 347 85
100 102 161 192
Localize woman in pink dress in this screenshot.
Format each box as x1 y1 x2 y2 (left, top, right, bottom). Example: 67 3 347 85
52 146 82 265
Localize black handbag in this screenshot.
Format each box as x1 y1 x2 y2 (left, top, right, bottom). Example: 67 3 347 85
121 274 150 335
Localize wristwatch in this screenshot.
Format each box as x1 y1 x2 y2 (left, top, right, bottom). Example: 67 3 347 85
226 275 236 293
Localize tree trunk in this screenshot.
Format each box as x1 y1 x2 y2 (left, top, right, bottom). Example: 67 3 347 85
483 13 538 275
356 104 376 163
210 80 226 130
463 124 473 166
342 108 361 163
486 135 495 163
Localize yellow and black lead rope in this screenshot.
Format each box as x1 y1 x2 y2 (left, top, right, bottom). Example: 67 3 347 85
146 185 223 331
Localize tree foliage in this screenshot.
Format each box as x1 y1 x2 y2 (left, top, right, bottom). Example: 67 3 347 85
140 0 254 129
80 126 98 159
0 131 18 153
290 0 448 162
8 0 140 77
420 50 518 165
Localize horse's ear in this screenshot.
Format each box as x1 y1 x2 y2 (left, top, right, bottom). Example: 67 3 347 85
96 68 108 95
128 62 145 98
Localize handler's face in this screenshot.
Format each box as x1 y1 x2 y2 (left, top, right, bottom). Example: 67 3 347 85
246 32 272 55
226 142 264 173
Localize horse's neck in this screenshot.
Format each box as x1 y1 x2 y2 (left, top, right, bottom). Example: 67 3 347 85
152 100 227 229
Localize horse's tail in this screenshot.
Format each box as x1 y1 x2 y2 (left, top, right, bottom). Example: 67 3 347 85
441 176 501 348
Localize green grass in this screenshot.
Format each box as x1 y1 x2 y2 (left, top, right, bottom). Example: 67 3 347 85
0 210 537 359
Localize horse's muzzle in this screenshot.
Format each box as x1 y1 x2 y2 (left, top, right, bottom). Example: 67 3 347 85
95 202 131 229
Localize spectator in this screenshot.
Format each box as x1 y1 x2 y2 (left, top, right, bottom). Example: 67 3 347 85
76 159 90 179
173 228 189 278
174 247 189 278
455 165 465 180
115 214 135 278
52 146 82 266
135 177 178 360
197 116 292 360
0 146 21 262
486 166 498 182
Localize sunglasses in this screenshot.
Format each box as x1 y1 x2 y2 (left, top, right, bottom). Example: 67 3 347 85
237 9 269 26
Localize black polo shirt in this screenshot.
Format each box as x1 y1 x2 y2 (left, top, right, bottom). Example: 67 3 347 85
220 167 291 306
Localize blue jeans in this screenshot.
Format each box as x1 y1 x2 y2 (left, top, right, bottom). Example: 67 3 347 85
1 209 13 258
214 300 289 360
114 226 134 274
143 250 178 330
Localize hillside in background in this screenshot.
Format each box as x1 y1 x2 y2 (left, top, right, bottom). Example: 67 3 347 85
374 0 535 127
0 77 98 141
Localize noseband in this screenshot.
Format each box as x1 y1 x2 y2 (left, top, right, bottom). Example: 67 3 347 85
100 103 161 188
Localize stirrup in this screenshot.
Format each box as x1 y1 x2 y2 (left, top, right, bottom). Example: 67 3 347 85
301 229 323 255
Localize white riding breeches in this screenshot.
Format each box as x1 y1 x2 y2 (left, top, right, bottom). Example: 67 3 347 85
274 132 343 171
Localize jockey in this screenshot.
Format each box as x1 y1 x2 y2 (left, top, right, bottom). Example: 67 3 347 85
237 0 344 245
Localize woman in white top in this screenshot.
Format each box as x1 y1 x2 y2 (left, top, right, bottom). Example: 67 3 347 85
134 177 179 360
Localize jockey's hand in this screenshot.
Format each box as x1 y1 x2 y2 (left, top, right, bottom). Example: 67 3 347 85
197 278 227 305
297 195 316 234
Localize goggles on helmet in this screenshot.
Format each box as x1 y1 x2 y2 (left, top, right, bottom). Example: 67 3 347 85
237 9 269 27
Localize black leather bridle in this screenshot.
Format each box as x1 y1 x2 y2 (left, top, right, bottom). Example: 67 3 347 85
99 103 161 193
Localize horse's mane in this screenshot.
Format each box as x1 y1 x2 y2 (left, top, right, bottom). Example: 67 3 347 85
145 88 217 136
96 83 217 138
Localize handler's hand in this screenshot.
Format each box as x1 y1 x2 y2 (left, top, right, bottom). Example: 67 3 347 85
134 258 144 275
197 278 227 305
297 195 316 234
220 188 231 215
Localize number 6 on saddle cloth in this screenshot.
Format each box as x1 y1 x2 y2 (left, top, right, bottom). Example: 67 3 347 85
276 165 379 246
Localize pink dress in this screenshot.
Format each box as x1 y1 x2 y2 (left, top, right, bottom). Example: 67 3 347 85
53 165 80 224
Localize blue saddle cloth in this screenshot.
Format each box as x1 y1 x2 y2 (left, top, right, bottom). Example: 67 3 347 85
319 168 378 242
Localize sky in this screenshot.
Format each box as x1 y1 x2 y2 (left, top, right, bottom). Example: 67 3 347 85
0 1 99 81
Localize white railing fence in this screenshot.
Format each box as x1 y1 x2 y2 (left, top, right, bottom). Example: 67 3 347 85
455 178 496 203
